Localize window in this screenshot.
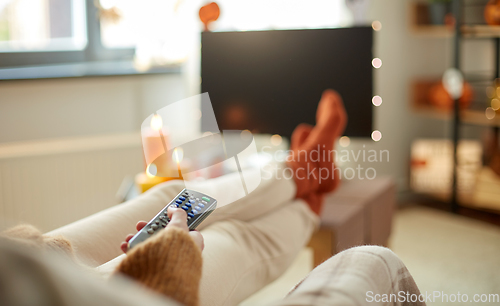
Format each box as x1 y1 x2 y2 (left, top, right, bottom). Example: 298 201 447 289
0 0 352 72
98 0 199 66
0 0 134 69
0 0 87 52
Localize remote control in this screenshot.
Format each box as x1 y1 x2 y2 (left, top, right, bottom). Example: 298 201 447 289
128 188 217 250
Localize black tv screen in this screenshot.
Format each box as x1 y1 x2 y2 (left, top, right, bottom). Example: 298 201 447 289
201 27 373 138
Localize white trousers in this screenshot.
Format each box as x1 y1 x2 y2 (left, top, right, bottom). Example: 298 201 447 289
3 168 423 306
46 168 319 306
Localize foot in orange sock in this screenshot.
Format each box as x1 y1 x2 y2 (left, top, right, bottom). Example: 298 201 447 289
287 89 347 215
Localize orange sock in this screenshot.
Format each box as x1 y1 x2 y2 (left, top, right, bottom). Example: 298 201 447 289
300 192 325 216
287 89 347 215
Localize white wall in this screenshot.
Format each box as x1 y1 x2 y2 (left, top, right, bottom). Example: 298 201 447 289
0 74 187 143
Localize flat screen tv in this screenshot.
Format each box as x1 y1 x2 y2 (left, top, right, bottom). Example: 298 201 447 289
201 27 373 139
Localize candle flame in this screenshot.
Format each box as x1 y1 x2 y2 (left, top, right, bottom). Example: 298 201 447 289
173 147 184 164
150 114 163 131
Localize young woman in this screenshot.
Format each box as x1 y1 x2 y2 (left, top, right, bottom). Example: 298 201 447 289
1 90 423 306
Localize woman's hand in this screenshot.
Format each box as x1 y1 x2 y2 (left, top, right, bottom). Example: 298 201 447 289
120 207 204 253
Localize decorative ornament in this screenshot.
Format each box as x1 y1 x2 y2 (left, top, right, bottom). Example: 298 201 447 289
485 0 500 26
199 2 220 31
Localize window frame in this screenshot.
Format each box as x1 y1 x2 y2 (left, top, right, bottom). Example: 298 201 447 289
0 0 135 68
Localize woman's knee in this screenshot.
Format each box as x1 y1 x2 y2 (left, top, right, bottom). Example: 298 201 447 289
339 245 403 266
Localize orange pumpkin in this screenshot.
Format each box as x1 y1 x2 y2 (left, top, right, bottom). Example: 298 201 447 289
428 81 474 110
199 2 220 31
485 0 500 26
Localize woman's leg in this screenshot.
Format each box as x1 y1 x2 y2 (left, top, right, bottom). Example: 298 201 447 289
198 199 318 306
45 89 344 268
185 165 297 228
45 164 297 267
273 246 425 306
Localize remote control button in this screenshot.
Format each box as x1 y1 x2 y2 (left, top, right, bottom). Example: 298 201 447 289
188 212 194 218
201 200 208 205
164 211 169 215
179 196 186 201
147 228 154 234
189 196 194 199
159 216 165 220
198 203 205 208
196 198 200 201
151 224 158 230
194 206 201 211
189 199 195 204
202 197 210 202
176 200 182 204
155 220 160 224
186 203 192 207
181 205 189 211
161 223 167 228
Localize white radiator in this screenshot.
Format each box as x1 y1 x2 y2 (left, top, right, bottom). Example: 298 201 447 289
0 133 144 232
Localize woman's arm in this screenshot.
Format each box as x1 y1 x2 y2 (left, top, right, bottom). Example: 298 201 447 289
115 208 204 306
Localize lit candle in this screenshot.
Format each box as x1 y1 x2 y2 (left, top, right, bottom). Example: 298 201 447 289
142 113 171 171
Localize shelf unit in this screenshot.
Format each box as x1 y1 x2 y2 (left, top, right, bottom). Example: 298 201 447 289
411 25 500 38
413 105 500 127
410 0 500 213
449 0 500 213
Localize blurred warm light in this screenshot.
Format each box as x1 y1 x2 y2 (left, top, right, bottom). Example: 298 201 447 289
485 107 496 120
496 87 500 98
226 105 247 125
372 58 382 69
270 134 282 146
173 147 184 163
150 114 163 131
133 58 152 72
252 153 273 167
339 136 350 147
486 86 495 98
99 0 118 10
372 21 382 31
371 130 382 142
146 163 157 177
372 95 383 106
492 99 500 110
192 108 202 120
240 129 252 140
